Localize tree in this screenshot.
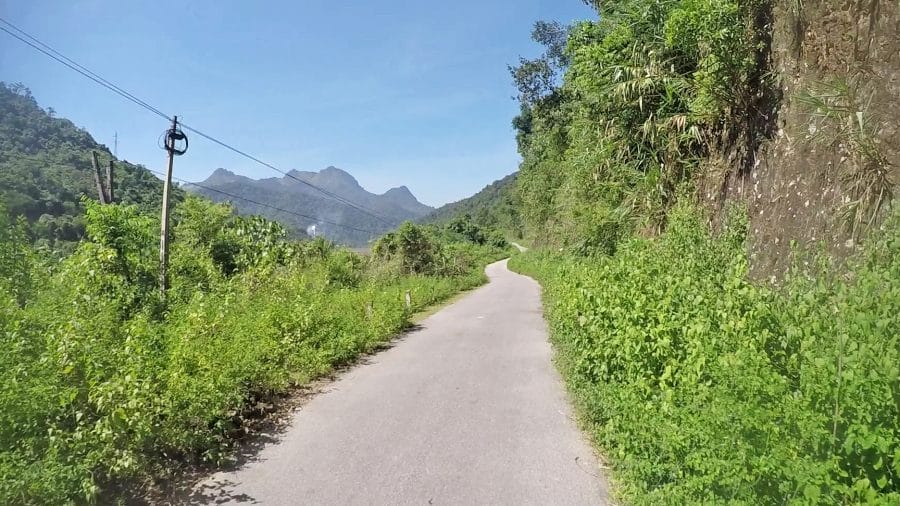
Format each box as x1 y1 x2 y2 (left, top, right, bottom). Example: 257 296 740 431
508 21 571 107
372 222 438 275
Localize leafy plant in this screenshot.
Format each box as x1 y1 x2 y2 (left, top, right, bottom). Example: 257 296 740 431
512 0 773 248
798 78 894 238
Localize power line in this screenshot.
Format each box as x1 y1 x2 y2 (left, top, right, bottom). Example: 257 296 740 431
0 16 399 227
0 20 170 121
1 151 383 234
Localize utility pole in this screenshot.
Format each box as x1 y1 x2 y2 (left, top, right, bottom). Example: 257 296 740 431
159 116 188 294
113 131 118 158
91 150 109 204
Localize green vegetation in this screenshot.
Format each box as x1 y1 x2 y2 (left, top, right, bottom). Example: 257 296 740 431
511 0 773 246
502 0 900 503
422 173 523 238
0 78 514 504
0 82 173 251
5 0 899 502
0 194 509 503
798 78 894 238
510 202 900 504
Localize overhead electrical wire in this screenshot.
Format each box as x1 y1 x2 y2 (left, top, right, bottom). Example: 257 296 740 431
0 20 171 121
0 16 400 228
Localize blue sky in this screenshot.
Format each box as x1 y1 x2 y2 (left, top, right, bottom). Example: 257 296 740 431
1 0 594 206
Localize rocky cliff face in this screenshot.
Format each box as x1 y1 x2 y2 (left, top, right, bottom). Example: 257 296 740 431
707 0 900 279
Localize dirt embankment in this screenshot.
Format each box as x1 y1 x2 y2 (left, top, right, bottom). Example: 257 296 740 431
705 0 900 280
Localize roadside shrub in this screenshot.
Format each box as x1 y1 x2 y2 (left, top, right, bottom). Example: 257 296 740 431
0 202 34 304
514 0 774 245
373 221 439 275
325 249 364 288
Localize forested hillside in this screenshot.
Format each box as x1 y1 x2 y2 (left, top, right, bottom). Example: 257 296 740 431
505 0 900 503
510 1 898 269
0 82 173 250
421 172 522 237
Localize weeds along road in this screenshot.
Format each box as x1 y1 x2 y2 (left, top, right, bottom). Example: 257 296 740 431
192 259 610 505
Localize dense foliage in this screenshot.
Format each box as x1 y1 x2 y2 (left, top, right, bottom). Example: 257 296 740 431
422 173 523 238
510 203 900 504
0 195 509 504
503 2 900 502
372 217 508 276
0 83 175 251
512 0 772 247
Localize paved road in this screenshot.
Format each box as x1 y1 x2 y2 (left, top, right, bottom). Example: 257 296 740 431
193 260 610 505
511 242 528 252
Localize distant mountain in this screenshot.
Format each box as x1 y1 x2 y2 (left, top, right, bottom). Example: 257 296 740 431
422 173 522 238
187 167 433 246
0 82 170 248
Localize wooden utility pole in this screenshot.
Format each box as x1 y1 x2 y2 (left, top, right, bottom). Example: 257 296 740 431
91 151 109 204
106 159 115 203
159 116 178 294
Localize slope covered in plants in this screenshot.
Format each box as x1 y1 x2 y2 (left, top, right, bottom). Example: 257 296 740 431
511 204 900 503
0 82 171 250
506 0 899 503
421 172 523 238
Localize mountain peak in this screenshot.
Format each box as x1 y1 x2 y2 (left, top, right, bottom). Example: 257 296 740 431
319 166 359 184
381 185 432 216
204 168 242 184
286 166 361 190
211 168 235 177
187 165 431 245
384 185 414 197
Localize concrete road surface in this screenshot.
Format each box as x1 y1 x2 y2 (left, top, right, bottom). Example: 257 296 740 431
192 259 610 505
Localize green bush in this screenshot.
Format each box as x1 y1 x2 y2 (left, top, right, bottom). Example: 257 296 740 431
513 0 773 247
510 203 900 504
0 202 35 305
372 222 438 275
373 220 511 277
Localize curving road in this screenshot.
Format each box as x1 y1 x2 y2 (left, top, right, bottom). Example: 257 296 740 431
192 260 610 505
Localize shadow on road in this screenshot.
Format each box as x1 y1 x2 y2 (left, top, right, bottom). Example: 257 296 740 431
184 478 259 505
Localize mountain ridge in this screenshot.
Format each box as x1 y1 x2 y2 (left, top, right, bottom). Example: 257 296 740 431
187 166 433 246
